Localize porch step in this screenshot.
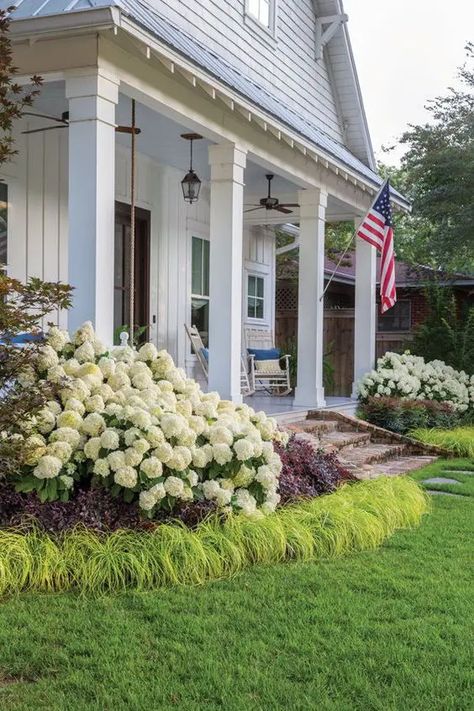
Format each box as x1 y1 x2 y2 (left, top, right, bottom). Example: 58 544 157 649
284 410 441 482
287 419 339 435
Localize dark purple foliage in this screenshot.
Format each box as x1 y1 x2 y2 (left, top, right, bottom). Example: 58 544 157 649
274 435 354 503
0 481 217 533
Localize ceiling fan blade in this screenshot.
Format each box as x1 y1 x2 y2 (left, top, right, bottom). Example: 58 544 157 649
244 207 264 213
22 125 69 135
274 205 293 214
22 112 69 124
279 203 299 208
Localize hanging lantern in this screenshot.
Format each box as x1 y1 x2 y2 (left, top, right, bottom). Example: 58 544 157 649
181 133 203 203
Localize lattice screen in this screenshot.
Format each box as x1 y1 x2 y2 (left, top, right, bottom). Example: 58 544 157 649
276 285 298 311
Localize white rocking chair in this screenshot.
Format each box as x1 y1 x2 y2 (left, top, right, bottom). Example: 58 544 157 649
244 327 292 396
184 324 254 396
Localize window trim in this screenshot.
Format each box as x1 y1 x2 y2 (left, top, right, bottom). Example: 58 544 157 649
244 0 278 43
246 272 266 322
189 229 211 354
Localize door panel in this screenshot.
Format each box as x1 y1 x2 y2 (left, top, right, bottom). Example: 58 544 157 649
114 202 151 344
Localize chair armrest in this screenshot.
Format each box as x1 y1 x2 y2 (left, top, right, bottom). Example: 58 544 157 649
247 353 256 371
280 354 291 367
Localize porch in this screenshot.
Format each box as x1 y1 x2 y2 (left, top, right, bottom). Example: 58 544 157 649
244 394 357 423
4 19 384 409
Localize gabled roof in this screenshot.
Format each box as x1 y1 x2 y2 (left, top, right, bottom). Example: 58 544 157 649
3 0 409 207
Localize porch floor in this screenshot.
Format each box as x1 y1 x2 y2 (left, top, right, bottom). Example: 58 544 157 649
244 394 357 422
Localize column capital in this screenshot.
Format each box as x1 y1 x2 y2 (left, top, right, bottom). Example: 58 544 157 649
65 69 119 103
297 186 328 209
208 142 247 184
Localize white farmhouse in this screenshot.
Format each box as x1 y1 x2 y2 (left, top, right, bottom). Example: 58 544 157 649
0 0 408 407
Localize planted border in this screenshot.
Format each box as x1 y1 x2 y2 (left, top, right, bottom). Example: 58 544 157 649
0 478 429 596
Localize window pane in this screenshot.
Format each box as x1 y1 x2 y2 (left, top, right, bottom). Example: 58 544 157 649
255 298 264 319
248 275 256 297
260 0 270 26
248 0 259 19
256 276 264 298
191 298 209 346
192 236 203 295
378 301 411 332
247 296 255 318
202 239 210 296
0 183 7 269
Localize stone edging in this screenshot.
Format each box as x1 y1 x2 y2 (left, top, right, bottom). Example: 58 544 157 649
307 409 452 458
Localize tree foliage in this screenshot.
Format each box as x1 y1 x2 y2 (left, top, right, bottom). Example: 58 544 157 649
0 7 42 164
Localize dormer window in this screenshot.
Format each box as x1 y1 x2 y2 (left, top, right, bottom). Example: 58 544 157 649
248 0 271 27
245 0 277 40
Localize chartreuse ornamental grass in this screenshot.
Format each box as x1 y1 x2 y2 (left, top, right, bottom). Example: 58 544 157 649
0 476 428 596
410 426 474 457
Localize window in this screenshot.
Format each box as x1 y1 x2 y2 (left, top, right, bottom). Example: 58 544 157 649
378 300 411 332
191 236 210 345
247 274 265 319
0 182 7 272
248 0 271 27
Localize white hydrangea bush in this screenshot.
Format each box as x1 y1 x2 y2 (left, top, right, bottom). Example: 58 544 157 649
13 323 288 517
358 351 474 413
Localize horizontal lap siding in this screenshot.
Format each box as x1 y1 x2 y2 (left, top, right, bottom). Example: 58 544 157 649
149 0 343 142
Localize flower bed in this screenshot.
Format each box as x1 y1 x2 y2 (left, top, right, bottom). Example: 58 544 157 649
410 427 474 458
0 477 429 596
8 323 289 518
357 352 474 432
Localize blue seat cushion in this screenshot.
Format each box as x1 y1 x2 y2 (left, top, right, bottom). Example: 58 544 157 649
247 347 281 361
0 332 43 345
200 347 209 362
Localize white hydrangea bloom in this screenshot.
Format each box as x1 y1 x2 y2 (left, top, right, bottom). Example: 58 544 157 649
164 475 185 497
233 438 254 461
33 454 63 479
140 457 163 479
114 466 138 488
100 429 120 451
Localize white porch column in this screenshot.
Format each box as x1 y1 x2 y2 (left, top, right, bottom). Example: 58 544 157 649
294 188 327 409
208 143 247 403
65 71 119 344
352 224 377 397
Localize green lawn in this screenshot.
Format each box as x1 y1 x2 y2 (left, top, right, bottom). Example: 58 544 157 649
410 458 474 497
0 491 473 711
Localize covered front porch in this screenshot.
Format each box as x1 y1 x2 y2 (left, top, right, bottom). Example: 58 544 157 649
6 18 382 409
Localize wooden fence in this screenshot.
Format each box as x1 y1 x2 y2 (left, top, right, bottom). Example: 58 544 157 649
276 309 413 397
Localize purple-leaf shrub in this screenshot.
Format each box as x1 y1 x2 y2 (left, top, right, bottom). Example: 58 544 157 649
274 435 354 502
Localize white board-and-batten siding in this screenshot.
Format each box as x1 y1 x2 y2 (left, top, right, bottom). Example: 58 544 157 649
1 135 274 377
147 0 344 143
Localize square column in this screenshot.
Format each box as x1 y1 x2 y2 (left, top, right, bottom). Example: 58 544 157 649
208 143 247 403
294 188 328 408
65 71 119 344
352 224 377 396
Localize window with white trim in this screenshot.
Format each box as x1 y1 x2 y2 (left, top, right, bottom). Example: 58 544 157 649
248 0 271 27
191 236 210 346
247 274 265 319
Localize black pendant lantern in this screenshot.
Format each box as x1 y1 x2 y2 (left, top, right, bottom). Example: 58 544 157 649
181 133 203 203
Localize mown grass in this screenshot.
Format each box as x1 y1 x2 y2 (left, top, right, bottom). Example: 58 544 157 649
410 426 474 457
0 494 472 711
409 457 474 497
0 477 427 596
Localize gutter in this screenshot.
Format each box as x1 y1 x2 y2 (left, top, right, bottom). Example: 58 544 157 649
8 8 119 39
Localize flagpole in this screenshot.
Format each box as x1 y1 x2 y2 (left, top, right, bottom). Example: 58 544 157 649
318 179 389 302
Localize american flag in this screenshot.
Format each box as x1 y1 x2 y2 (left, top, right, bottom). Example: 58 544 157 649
357 179 396 313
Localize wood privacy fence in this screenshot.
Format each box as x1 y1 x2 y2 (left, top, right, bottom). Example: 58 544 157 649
276 308 412 397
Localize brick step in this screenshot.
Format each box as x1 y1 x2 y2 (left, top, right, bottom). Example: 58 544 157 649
338 443 408 469
350 455 439 481
287 419 339 435
317 430 373 452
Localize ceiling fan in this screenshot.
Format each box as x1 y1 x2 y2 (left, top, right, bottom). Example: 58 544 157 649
21 111 141 136
245 174 299 214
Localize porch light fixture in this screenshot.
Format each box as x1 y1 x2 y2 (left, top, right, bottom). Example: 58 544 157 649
181 133 203 203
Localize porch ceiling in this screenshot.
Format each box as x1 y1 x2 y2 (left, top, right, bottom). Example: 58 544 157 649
25 82 361 221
